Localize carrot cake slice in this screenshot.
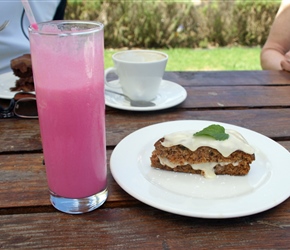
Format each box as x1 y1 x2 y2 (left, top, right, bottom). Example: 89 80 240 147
10 54 34 92
150 124 255 178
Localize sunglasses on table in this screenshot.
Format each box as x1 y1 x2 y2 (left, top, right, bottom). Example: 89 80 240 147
0 92 37 118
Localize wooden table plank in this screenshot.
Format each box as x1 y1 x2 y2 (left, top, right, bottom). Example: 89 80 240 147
164 70 290 86
1 108 290 153
182 86 290 108
0 150 136 210
105 108 290 146
0 203 290 249
1 146 290 210
0 119 41 153
1 143 289 210
279 141 290 151
1 71 290 249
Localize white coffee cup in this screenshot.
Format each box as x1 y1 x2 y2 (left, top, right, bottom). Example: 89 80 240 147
105 50 168 102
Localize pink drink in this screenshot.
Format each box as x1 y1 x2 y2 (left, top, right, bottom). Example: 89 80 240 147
29 22 106 200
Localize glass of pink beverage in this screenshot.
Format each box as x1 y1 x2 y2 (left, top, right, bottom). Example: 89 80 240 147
28 21 107 214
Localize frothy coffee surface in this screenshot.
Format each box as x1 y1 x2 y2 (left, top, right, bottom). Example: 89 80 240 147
114 51 166 63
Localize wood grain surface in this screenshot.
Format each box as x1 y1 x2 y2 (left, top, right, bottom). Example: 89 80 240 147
0 71 290 249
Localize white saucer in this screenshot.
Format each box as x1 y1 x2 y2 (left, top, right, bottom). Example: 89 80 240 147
0 71 35 99
0 72 19 99
105 80 187 111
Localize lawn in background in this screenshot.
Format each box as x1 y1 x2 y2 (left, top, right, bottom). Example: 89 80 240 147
104 47 262 71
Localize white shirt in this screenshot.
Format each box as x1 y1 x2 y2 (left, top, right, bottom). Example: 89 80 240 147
0 0 61 74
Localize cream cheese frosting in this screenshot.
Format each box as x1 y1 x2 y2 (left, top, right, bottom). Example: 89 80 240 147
161 129 255 157
158 156 241 178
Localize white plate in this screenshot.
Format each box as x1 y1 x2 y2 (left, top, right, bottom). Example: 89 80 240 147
0 72 19 99
0 71 35 99
110 120 290 218
105 80 187 111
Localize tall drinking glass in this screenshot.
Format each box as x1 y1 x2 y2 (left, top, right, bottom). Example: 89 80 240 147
29 21 107 214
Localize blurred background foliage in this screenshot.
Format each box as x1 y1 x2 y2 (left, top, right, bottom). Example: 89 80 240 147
65 0 279 49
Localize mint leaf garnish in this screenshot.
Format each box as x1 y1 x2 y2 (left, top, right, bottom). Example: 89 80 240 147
194 124 229 141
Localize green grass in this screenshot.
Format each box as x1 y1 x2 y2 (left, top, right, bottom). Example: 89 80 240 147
104 47 262 71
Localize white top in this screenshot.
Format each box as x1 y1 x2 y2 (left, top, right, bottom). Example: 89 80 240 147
0 1 62 74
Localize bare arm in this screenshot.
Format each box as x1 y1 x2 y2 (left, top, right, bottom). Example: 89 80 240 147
261 0 290 71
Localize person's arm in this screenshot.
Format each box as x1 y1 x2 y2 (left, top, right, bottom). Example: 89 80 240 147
261 0 290 71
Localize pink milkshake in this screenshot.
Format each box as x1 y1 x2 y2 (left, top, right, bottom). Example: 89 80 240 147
29 21 107 214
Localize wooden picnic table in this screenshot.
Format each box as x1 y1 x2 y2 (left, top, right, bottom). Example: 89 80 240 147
0 70 290 249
